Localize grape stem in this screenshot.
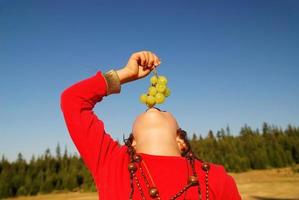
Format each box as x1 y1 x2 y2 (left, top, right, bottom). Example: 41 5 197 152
153 66 158 77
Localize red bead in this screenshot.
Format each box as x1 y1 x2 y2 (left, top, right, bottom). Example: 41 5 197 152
128 163 137 173
149 187 159 198
188 175 199 186
133 154 142 162
202 163 210 171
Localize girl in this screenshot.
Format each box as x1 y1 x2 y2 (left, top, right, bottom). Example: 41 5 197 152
60 51 241 200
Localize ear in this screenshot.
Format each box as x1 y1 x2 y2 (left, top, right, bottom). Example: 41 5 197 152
176 135 187 152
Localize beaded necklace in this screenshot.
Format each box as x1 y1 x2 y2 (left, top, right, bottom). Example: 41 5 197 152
127 152 210 200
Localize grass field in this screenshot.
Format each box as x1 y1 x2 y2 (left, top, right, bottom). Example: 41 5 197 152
5 166 299 200
231 166 299 200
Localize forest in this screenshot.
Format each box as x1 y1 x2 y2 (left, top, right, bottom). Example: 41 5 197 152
1 122 299 199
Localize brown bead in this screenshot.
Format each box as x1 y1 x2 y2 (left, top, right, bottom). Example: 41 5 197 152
149 187 159 198
188 152 194 158
128 163 137 173
202 163 210 171
188 175 199 186
133 154 142 162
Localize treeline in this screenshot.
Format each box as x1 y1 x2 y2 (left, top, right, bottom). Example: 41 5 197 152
191 123 299 172
0 146 96 199
0 123 299 198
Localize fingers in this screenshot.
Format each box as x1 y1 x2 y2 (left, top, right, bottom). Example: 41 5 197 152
148 52 155 67
136 51 161 69
153 53 160 66
140 52 146 69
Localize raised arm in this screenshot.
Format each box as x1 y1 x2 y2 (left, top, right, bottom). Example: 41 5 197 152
60 51 161 178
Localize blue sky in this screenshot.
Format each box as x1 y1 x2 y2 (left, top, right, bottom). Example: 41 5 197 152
1 0 298 161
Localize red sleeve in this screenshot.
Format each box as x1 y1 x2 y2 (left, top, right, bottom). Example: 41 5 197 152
60 71 121 178
222 174 242 200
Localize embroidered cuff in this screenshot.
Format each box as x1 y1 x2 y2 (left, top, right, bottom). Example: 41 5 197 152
103 69 121 95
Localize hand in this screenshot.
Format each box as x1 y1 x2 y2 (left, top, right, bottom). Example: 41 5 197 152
116 51 161 84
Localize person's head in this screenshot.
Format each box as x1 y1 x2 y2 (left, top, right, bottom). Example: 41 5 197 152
126 107 190 156
124 108 204 199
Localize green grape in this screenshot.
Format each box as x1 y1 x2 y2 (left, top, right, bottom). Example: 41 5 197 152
157 76 168 85
155 93 165 104
139 69 170 107
140 94 148 104
146 95 156 107
164 88 171 97
156 83 166 93
150 76 158 85
148 86 157 96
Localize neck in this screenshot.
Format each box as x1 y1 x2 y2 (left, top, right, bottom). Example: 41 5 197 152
135 138 181 157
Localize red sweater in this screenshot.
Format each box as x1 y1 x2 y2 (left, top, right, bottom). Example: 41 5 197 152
60 71 241 200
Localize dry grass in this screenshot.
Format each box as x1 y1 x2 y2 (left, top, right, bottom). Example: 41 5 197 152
230 166 299 200
5 166 299 200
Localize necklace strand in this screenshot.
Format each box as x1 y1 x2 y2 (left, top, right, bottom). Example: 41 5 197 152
141 160 157 188
128 152 210 200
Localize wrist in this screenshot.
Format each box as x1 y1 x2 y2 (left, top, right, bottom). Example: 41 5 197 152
116 68 135 84
103 69 121 95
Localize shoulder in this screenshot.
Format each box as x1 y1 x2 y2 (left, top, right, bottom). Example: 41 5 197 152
208 162 238 186
195 160 228 184
209 162 226 174
196 161 241 199
204 162 228 187
195 160 227 177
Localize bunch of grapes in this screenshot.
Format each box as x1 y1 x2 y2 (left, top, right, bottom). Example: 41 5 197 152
139 68 171 108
